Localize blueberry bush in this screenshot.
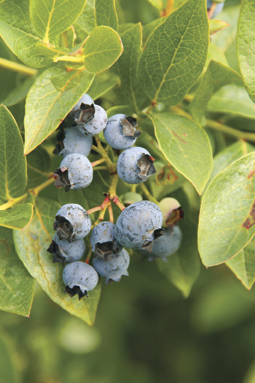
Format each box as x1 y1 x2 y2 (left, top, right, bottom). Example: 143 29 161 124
2 0 255 381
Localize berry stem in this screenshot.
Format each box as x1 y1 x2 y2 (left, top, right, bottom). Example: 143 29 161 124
171 105 255 143
29 175 55 197
91 158 107 167
87 196 111 215
108 173 119 198
85 247 92 264
93 166 108 172
140 183 159 204
93 136 117 173
112 197 125 211
108 204 114 223
0 58 38 76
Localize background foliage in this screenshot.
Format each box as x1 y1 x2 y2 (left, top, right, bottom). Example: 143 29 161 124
1 0 255 382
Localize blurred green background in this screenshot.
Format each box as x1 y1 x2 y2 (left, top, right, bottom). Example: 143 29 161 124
2 258 255 383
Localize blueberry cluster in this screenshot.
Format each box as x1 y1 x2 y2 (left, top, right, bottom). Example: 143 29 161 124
48 93 184 299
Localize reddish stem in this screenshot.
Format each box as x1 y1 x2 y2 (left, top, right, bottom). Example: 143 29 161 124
112 196 125 211
108 204 114 223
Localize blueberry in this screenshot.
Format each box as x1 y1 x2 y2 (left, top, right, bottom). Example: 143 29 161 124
72 93 95 125
142 226 182 262
115 200 163 251
53 127 92 157
77 105 107 136
90 222 122 261
54 153 93 191
47 234 86 263
207 0 224 18
117 146 156 184
103 114 141 150
158 198 184 227
63 261 98 299
92 249 130 284
53 204 91 242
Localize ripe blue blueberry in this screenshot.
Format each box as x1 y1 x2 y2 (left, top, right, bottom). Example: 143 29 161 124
115 200 163 251
117 146 156 184
72 93 94 111
90 222 122 261
54 153 93 191
53 204 91 242
47 234 86 263
53 127 92 157
103 114 141 150
72 93 95 125
92 249 130 284
142 226 182 262
63 261 99 299
77 105 107 136
207 0 224 18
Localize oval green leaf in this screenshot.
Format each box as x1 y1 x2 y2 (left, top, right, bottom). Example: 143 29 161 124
207 84 255 120
83 26 123 73
13 197 101 326
0 227 34 316
237 0 255 103
30 0 85 41
137 0 209 105
0 0 52 68
198 152 255 267
151 113 213 194
226 238 255 290
0 204 33 230
0 105 27 200
95 0 118 30
24 66 94 154
189 60 241 126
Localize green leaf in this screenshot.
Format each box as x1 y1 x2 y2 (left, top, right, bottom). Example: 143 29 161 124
207 42 229 67
24 66 94 154
198 152 255 267
0 204 33 230
13 197 101 326
30 0 85 41
211 6 240 52
0 105 27 200
111 23 150 111
0 0 52 68
0 227 34 316
137 0 209 105
209 19 230 36
73 0 96 43
142 18 164 45
2 77 35 107
151 113 213 194
207 84 255 120
189 60 241 125
27 146 51 189
0 328 21 382
157 220 200 298
83 26 123 73
146 0 164 11
88 71 120 100
237 0 255 103
209 140 255 184
226 238 255 290
95 0 118 30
